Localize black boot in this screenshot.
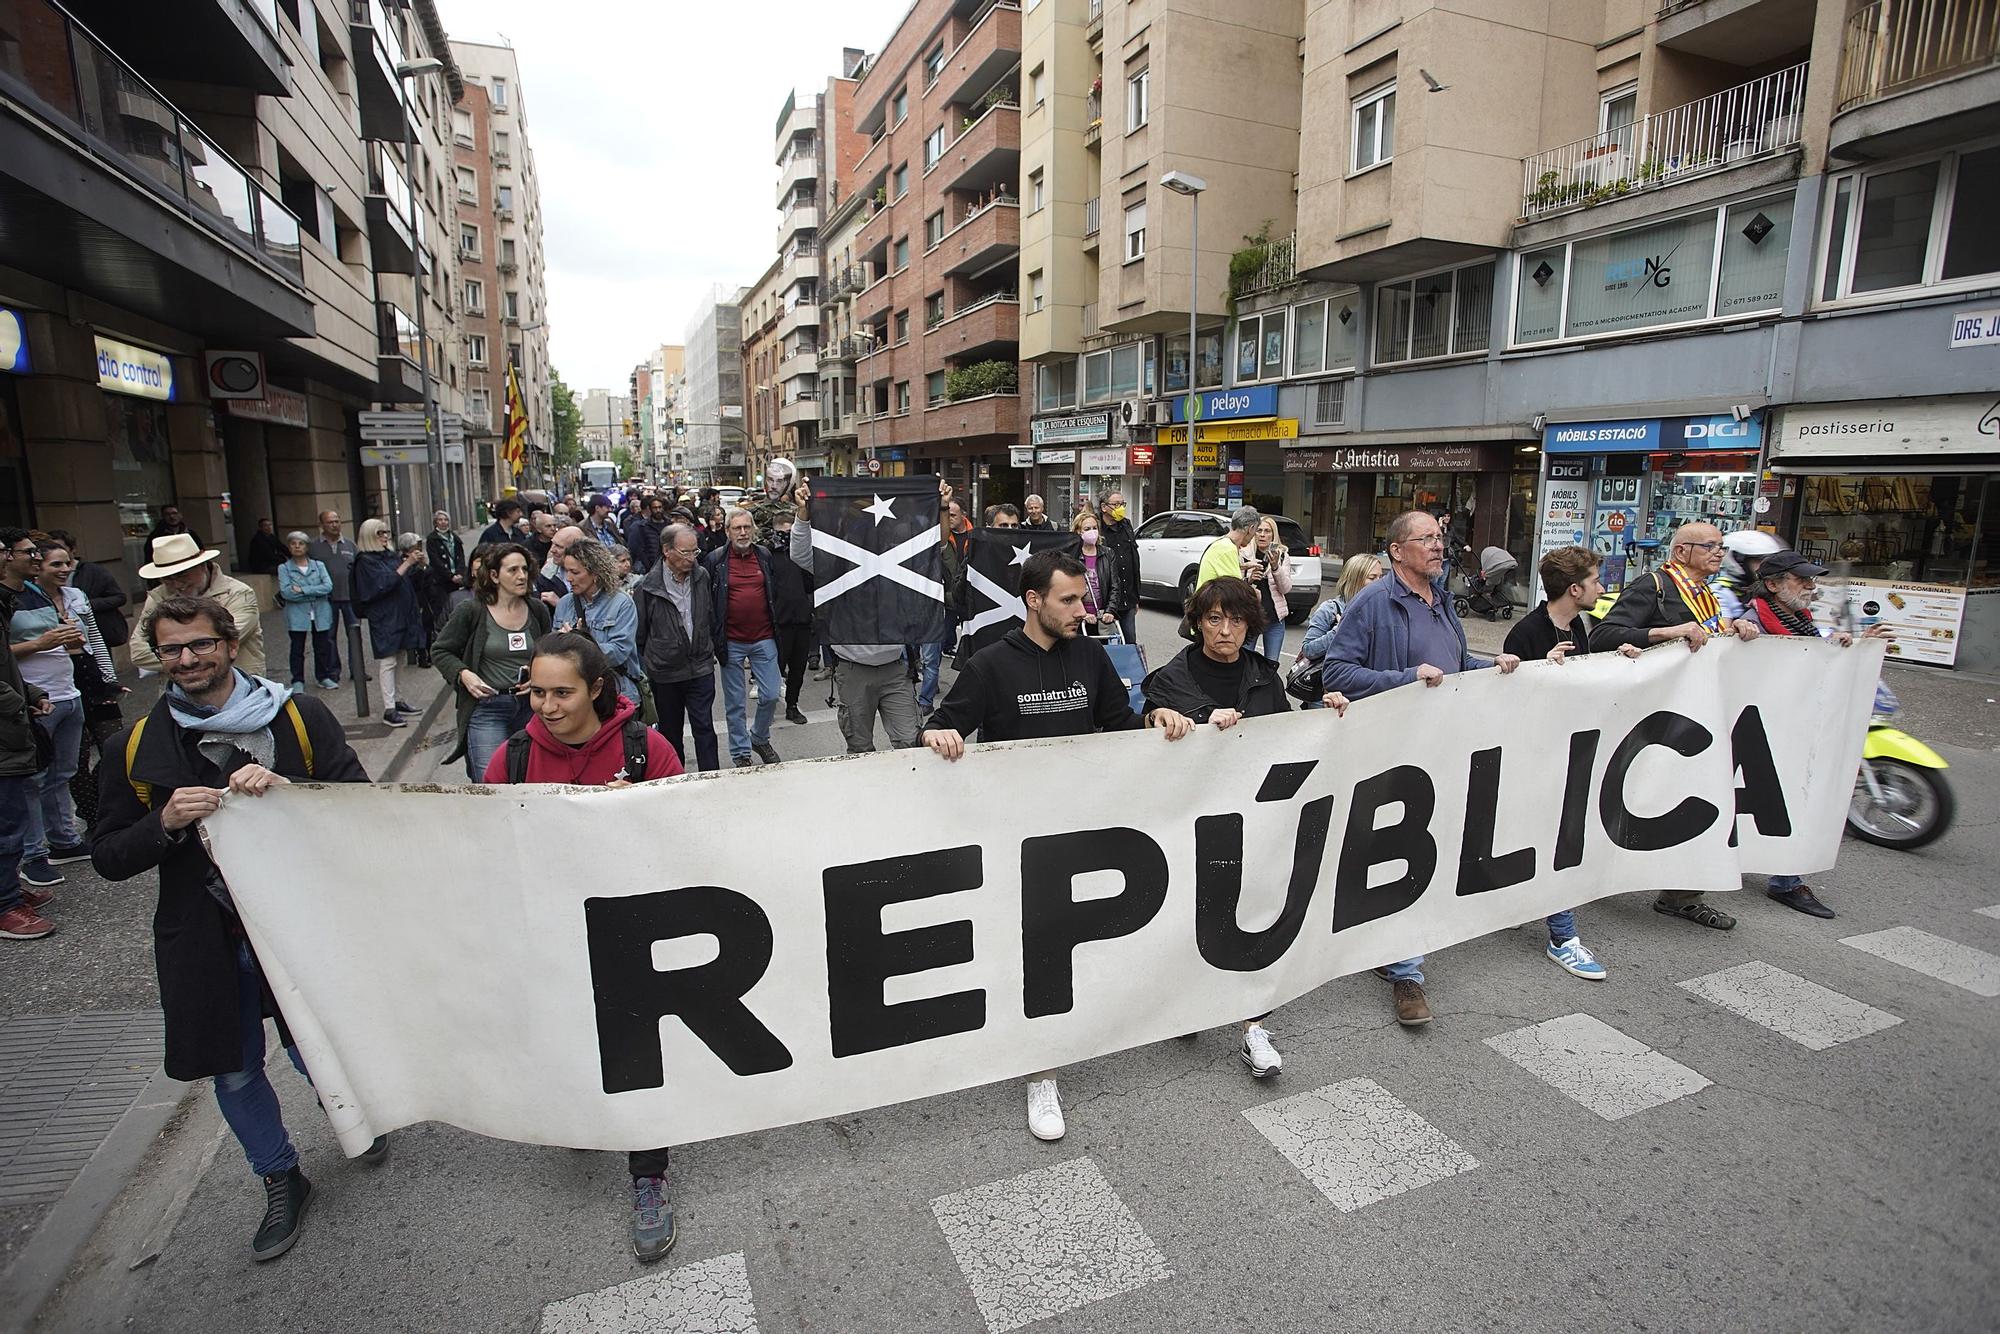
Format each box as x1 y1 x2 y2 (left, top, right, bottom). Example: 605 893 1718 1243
251 1166 312 1262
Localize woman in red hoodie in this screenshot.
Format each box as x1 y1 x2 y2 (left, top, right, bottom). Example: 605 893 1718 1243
481 631 683 1262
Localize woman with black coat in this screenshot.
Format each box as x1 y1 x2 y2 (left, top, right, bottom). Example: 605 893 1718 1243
351 519 426 727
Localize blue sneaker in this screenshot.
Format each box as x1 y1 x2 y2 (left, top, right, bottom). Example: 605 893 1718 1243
19 858 62 888
1547 937 1606 980
630 1174 675 1263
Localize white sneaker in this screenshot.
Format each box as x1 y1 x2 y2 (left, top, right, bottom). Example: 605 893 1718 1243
1241 1025 1282 1078
1025 1079 1065 1141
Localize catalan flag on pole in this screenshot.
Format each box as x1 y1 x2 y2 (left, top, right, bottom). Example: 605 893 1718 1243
502 363 529 478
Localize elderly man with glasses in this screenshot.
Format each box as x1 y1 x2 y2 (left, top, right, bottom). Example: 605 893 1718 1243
1321 509 1520 1028
1599 519 1761 931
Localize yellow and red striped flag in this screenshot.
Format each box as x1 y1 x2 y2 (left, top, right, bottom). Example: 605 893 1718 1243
502 364 528 478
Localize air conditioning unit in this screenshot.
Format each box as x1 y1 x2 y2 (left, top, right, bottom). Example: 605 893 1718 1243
1118 399 1140 427
1146 401 1174 427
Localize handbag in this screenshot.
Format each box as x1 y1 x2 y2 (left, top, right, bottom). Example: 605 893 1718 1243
1283 652 1326 703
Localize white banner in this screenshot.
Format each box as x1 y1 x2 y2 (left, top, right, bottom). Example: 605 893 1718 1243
204 640 1880 1156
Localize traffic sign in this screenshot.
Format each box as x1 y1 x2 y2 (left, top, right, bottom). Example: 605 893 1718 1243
865 458 882 474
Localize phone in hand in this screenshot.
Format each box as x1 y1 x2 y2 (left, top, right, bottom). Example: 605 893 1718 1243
514 665 532 688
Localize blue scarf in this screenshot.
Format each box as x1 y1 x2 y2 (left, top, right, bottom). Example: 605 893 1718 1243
167 670 289 771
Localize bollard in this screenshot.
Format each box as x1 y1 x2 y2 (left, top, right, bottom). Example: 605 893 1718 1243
348 620 370 718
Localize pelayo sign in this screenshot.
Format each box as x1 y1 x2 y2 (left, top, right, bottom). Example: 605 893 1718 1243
1171 385 1278 423
203 638 1877 1155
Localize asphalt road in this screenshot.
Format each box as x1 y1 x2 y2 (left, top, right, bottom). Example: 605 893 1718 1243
27 601 2000 1333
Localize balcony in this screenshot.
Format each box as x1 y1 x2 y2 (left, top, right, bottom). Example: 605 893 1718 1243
1231 231 1297 299
779 197 820 239
775 301 821 340
376 302 426 401
780 247 820 293
0 0 312 338
777 345 820 382
779 394 819 428
1087 0 1103 40
933 292 1019 360
818 333 875 366
855 269 895 327
63 0 290 95
1084 92 1103 149
365 147 417 271
1655 0 1817 67
776 150 818 206
350 0 412 143
497 254 519 274
939 197 1020 277
1082 195 1101 251
941 102 1020 192
1832 0 2000 160
1520 62 1808 218
922 388 1022 442
936 2 1022 108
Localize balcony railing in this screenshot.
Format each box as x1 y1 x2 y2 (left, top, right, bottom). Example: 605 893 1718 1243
0 0 307 287
1521 62 1809 218
1838 0 2000 112
1084 195 1101 236
1234 231 1297 297
1084 93 1102 146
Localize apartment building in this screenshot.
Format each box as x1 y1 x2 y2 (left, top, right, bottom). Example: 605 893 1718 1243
451 39 553 493
644 344 686 477
683 288 745 484
813 50 872 479
0 0 493 594
452 76 505 497
739 256 787 484
1186 0 1998 669
842 0 1032 499
577 388 633 465
772 90 825 480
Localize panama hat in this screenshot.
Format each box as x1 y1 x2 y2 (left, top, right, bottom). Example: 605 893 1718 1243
138 533 221 579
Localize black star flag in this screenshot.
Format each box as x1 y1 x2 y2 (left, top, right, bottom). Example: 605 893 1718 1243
806 477 950 645
957 527 1083 660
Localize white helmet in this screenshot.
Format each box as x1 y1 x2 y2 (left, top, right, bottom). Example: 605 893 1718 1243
1722 529 1781 558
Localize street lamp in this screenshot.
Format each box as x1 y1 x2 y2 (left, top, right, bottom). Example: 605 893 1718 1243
1161 171 1206 503
396 57 448 522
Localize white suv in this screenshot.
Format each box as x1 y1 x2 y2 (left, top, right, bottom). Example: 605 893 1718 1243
1132 511 1326 622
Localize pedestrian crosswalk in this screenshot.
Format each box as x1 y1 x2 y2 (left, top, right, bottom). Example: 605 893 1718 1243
538 909 1994 1333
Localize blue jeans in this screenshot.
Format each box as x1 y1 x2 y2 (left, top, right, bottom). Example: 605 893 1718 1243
464 692 527 780
918 641 945 714
1116 608 1138 646
23 696 83 858
0 774 30 913
1769 874 1803 893
1259 620 1286 663
215 939 310 1178
1546 910 1577 944
1380 956 1424 985
720 639 779 758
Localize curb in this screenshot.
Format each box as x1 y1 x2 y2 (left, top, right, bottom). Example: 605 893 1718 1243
380 685 452 782
0 1068 190 1334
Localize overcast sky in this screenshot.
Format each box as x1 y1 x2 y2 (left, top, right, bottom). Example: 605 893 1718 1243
441 1 911 396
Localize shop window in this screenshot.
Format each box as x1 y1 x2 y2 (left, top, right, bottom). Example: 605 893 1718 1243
1292 301 1326 375
1233 312 1286 382
1513 196 1790 345
1352 82 1395 172
1163 329 1225 392
1821 145 1998 301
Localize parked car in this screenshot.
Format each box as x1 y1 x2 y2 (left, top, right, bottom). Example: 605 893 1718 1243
1132 510 1326 621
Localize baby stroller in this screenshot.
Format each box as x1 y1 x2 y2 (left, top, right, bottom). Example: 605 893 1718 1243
1453 546 1518 621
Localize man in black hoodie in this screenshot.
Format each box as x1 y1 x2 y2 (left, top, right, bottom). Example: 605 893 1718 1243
920 549 1192 1144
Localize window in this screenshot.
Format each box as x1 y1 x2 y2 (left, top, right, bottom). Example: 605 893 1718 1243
926 292 946 327
927 370 948 405
1163 329 1225 391
467 334 488 366
1030 64 1045 107
1374 260 1494 363
1312 379 1347 427
893 87 908 124
926 210 946 247
1516 195 1791 344
1037 358 1078 410
458 222 479 256
451 108 472 142
496 184 513 211
454 165 476 197
468 388 490 428
924 42 945 84
503 290 520 320
1234 311 1285 381
500 238 516 267
491 76 507 108
1081 343 1146 403
924 126 946 168
493 131 509 158
893 236 910 270
893 163 908 198
1029 168 1044 213
894 309 910 342
1352 82 1395 172
1599 84 1638 156
1124 200 1146 262
1821 146 1997 300
896 381 912 413
1127 67 1150 128
463 279 484 313
508 342 521 367
1029 270 1045 313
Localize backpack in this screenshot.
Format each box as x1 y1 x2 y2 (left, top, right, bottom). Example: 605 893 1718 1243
123 698 314 808
503 718 652 785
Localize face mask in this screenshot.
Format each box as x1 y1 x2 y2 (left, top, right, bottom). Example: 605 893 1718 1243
1082 530 1099 547
1109 505 1127 522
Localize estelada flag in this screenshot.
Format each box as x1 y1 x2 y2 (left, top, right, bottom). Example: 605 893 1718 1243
805 477 950 646
502 365 528 477
957 527 1082 660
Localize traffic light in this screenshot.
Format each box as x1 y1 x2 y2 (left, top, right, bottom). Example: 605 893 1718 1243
672 418 686 437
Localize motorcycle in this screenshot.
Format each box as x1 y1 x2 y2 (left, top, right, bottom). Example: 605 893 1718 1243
1847 717 1953 849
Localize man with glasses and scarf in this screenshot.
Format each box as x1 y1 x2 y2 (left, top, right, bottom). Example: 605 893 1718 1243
92 595 378 1263
1601 520 1761 931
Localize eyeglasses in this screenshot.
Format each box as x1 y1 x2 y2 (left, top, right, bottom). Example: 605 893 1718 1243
7 545 40 558
155 637 225 661
1400 535 1446 548
1679 540 1723 552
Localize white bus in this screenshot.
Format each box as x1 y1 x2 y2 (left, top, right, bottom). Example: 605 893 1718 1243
579 460 620 495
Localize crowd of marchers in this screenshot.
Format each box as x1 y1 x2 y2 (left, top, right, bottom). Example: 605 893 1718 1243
0 470 1881 1270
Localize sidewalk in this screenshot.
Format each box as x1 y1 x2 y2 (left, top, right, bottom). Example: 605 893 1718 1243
0 592 454 1330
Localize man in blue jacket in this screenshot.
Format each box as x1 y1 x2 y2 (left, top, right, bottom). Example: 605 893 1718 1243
1322 509 1520 1028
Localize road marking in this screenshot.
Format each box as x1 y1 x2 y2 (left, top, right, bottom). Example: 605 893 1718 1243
1841 926 2000 997
539 1251 757 1334
1484 1013 1711 1121
1974 905 2000 920
1678 961 1902 1050
1241 1078 1477 1212
931 1156 1171 1334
